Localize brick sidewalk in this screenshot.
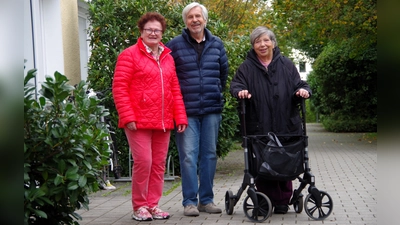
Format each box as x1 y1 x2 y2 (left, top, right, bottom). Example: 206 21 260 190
75 123 377 225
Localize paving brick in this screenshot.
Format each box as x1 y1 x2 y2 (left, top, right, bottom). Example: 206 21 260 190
75 123 377 225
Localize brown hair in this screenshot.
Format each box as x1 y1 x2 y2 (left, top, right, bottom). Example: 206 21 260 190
137 12 166 33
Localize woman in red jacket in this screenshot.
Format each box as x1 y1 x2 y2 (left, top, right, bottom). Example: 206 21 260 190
112 12 187 221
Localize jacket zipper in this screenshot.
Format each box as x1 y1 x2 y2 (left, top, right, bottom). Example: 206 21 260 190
156 57 166 132
141 47 166 132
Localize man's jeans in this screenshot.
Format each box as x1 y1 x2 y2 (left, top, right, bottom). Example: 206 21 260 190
176 113 222 207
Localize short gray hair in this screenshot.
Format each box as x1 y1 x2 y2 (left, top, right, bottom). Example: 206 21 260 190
182 2 208 28
250 26 277 47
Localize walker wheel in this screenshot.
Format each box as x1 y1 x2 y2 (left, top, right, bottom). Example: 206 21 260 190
243 192 272 222
225 190 235 215
304 190 333 220
293 195 303 213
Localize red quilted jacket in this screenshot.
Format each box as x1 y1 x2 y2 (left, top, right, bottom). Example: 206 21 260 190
112 38 187 130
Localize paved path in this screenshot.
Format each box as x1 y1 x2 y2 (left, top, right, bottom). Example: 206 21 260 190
75 123 377 225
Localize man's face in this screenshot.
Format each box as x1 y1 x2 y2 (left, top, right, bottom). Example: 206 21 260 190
185 6 206 35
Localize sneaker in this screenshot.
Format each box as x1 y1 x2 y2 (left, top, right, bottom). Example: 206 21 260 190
149 206 170 219
103 180 116 190
274 205 289 214
132 206 152 221
197 202 222 214
98 181 106 190
184 204 200 216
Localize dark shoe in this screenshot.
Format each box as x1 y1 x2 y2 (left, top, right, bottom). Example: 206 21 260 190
274 205 289 214
198 202 222 214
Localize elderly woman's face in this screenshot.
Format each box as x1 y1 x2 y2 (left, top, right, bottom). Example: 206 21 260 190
140 20 163 48
253 34 274 58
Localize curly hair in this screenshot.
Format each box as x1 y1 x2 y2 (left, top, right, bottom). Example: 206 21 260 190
137 12 166 33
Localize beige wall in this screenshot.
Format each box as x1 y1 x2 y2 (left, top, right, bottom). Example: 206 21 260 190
60 0 81 85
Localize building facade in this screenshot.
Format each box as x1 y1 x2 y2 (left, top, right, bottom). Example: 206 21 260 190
24 0 90 93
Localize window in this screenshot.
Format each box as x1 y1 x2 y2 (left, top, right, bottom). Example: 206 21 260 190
299 62 306 72
78 0 90 81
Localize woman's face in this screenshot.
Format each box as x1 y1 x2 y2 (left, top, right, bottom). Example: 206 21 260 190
253 34 274 58
140 20 163 48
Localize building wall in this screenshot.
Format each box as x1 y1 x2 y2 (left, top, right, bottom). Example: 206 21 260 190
296 61 313 81
290 49 314 81
61 0 81 85
24 0 89 92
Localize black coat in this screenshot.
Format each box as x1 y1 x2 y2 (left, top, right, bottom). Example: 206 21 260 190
230 47 311 136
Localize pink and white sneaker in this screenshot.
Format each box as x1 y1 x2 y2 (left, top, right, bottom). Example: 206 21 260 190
132 206 152 221
149 206 170 219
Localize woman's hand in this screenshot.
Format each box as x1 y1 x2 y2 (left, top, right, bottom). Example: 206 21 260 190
126 121 137 130
238 90 252 99
296 88 310 98
176 124 187 133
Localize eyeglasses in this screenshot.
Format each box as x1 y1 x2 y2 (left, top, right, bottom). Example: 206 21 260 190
143 29 162 35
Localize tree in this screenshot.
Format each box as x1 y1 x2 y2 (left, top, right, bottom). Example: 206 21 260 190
271 0 377 59
271 0 377 131
173 0 273 37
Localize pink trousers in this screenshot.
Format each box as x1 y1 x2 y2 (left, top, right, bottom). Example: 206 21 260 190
124 128 170 211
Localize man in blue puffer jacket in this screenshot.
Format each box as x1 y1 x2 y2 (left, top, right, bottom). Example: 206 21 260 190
166 2 229 217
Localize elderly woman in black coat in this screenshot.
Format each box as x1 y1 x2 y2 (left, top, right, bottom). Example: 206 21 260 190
230 26 311 214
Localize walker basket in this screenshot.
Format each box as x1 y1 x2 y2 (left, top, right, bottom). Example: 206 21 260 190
249 134 306 181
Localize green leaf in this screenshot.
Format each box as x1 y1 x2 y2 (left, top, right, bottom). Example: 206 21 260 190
66 173 79 181
67 181 79 190
67 159 77 167
65 103 73 112
39 96 46 107
54 174 64 186
24 172 29 181
83 160 92 170
78 176 87 187
24 69 37 85
66 167 79 180
42 171 48 180
51 128 60 138
28 188 46 201
75 153 84 159
66 166 79 175
58 160 66 173
71 146 85 153
33 209 48 219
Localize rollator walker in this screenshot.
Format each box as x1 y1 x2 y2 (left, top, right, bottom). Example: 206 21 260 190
224 98 333 222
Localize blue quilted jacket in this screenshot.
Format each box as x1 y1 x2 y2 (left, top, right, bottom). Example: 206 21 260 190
166 28 229 116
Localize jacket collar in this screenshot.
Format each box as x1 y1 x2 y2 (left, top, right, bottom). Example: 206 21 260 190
182 28 214 44
137 37 171 58
248 46 281 68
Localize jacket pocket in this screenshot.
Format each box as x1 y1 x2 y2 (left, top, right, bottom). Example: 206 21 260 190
287 115 302 133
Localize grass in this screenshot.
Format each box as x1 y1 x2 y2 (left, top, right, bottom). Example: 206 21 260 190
362 132 377 142
101 182 130 197
163 181 181 196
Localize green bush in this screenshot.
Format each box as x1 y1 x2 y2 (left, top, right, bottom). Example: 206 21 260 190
307 39 377 132
24 69 111 224
320 111 377 133
305 99 317 123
